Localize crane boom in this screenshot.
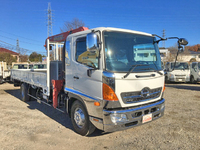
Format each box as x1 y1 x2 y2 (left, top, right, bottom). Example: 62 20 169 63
45 27 89 47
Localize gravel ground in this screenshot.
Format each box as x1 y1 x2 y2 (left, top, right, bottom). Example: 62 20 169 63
0 82 200 150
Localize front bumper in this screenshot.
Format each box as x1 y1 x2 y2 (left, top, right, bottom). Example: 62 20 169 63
102 98 165 132
169 76 190 82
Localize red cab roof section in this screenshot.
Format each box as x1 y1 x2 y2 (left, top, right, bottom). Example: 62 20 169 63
47 27 88 43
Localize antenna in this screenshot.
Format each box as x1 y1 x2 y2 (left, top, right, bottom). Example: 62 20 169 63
47 2 53 37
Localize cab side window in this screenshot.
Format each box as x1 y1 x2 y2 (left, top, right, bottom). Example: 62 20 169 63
76 37 86 61
76 37 99 68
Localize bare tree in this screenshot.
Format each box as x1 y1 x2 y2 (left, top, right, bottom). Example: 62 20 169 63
167 43 191 62
167 44 178 62
20 55 29 62
60 18 85 32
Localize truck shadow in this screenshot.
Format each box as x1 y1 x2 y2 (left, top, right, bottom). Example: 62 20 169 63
5 89 73 129
165 83 200 91
5 88 107 137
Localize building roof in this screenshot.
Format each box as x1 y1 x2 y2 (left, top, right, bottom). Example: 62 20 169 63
188 50 200 54
168 49 200 55
0 48 19 55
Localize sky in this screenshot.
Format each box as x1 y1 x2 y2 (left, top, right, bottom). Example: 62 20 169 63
0 0 200 55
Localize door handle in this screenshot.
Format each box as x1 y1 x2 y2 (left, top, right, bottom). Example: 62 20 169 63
73 76 79 79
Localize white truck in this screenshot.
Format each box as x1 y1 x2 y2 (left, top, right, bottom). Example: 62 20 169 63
190 62 200 83
165 62 190 83
11 27 188 136
0 61 10 84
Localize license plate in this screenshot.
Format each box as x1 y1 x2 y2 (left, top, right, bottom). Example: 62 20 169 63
178 79 183 81
142 113 152 123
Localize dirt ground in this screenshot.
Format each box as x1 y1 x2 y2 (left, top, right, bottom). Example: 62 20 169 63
0 82 200 150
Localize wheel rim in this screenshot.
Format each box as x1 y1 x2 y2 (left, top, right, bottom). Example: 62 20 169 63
74 108 85 128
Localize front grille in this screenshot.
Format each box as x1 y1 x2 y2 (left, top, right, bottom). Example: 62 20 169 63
175 74 186 76
121 87 162 104
175 75 186 82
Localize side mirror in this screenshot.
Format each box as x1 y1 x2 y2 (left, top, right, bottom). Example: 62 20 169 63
86 33 99 51
178 38 188 52
178 38 188 46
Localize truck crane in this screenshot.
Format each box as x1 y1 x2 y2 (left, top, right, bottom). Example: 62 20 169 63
11 27 188 136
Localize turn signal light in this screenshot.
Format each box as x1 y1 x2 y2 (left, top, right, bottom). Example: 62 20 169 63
163 83 166 92
103 83 118 101
94 101 100 106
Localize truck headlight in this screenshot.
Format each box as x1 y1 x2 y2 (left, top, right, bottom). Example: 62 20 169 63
110 113 128 123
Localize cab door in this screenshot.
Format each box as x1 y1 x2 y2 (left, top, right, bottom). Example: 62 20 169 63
71 36 102 100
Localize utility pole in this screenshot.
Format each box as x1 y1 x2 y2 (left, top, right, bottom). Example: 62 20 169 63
16 39 20 54
162 29 166 48
47 2 53 37
16 39 20 62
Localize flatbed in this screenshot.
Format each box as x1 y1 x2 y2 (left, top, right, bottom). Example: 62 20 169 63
11 69 47 90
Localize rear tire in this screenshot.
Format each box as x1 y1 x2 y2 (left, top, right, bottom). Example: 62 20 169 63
71 100 95 136
20 83 30 102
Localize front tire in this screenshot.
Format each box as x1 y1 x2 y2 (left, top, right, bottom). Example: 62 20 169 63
71 100 95 136
165 76 169 83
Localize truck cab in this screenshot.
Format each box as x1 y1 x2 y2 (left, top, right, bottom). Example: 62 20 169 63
190 62 200 83
64 27 165 134
165 62 190 83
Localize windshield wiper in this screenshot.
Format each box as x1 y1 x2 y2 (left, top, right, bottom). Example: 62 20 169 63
141 68 163 75
123 64 148 79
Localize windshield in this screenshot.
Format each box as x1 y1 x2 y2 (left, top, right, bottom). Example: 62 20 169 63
13 64 28 69
171 62 189 70
103 31 162 72
33 64 47 69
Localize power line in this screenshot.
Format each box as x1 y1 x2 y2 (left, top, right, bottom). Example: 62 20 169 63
0 40 46 55
0 35 42 46
0 29 42 43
